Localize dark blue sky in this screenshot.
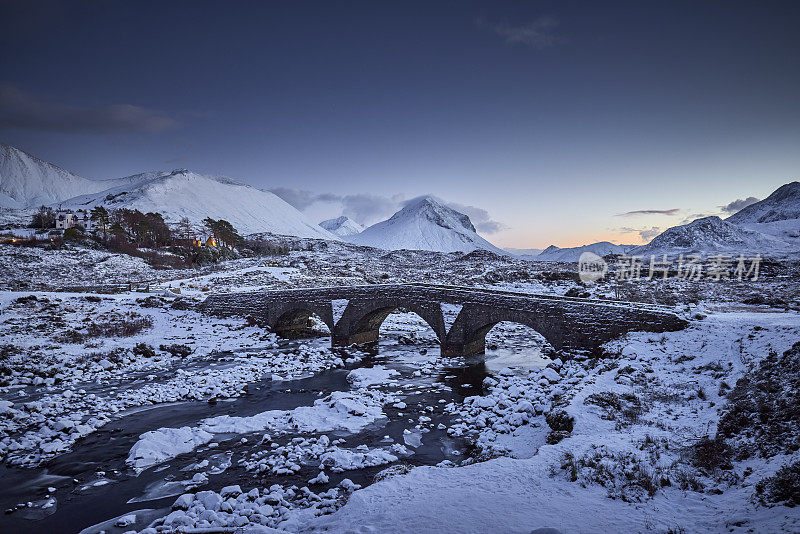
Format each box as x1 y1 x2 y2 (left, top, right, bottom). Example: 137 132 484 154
1 0 799 247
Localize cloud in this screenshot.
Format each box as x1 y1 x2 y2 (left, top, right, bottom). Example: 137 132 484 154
618 226 662 243
615 208 681 217
481 16 565 50
720 196 760 214
442 200 508 234
638 226 661 242
269 188 398 225
269 188 339 211
271 189 506 233
341 194 401 225
679 213 715 225
0 83 177 134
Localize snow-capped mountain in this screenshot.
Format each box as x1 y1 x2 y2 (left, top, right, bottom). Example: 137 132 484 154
319 216 364 237
61 169 337 239
346 196 507 255
504 247 543 259
627 182 800 257
725 182 800 247
530 241 628 262
726 182 800 224
0 142 127 209
630 216 793 257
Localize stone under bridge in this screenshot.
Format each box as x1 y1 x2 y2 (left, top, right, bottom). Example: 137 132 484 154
200 283 688 357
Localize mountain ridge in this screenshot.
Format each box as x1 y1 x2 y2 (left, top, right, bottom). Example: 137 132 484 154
0 142 132 209
0 142 336 239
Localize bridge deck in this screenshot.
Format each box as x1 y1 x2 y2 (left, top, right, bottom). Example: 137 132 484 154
217 282 675 313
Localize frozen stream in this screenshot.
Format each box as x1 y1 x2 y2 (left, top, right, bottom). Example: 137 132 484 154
0 332 548 534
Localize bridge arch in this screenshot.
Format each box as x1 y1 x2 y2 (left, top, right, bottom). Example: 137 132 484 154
443 304 569 357
267 301 335 338
271 307 332 338
484 321 552 352
333 299 446 347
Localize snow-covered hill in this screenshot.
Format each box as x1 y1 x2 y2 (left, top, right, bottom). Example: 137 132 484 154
320 216 364 237
0 142 127 209
530 241 628 262
61 169 338 239
630 216 793 257
346 196 507 255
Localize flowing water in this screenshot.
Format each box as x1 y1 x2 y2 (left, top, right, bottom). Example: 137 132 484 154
0 334 546 534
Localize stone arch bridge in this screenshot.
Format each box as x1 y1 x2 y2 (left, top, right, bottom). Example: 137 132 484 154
201 283 689 357
201 283 688 357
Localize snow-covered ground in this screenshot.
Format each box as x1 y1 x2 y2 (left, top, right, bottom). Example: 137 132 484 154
0 243 799 533
306 311 800 534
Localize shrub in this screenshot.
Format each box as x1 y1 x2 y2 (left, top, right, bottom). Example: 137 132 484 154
136 296 164 308
545 410 574 432
63 227 84 241
755 460 800 507
673 469 704 492
545 410 574 444
690 436 732 471
132 343 156 358
0 344 20 361
55 329 87 344
159 344 193 358
170 299 191 310
718 342 800 458
55 315 153 343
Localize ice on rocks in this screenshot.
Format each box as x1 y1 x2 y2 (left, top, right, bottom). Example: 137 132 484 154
126 427 213 471
346 365 400 388
172 493 194 510
541 367 560 383
319 447 398 472
126 390 388 470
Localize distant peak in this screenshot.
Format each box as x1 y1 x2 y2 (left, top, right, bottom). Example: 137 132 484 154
320 215 363 236
393 195 475 233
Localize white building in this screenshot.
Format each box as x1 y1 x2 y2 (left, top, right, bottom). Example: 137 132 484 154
55 210 96 232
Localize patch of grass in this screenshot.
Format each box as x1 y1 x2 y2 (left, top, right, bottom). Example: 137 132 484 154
584 391 644 427
553 446 664 502
85 316 153 338
54 313 153 343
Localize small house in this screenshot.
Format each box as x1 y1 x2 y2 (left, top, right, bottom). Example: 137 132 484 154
55 210 96 232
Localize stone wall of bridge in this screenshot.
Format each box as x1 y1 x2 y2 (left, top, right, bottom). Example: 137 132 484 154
200 284 688 357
